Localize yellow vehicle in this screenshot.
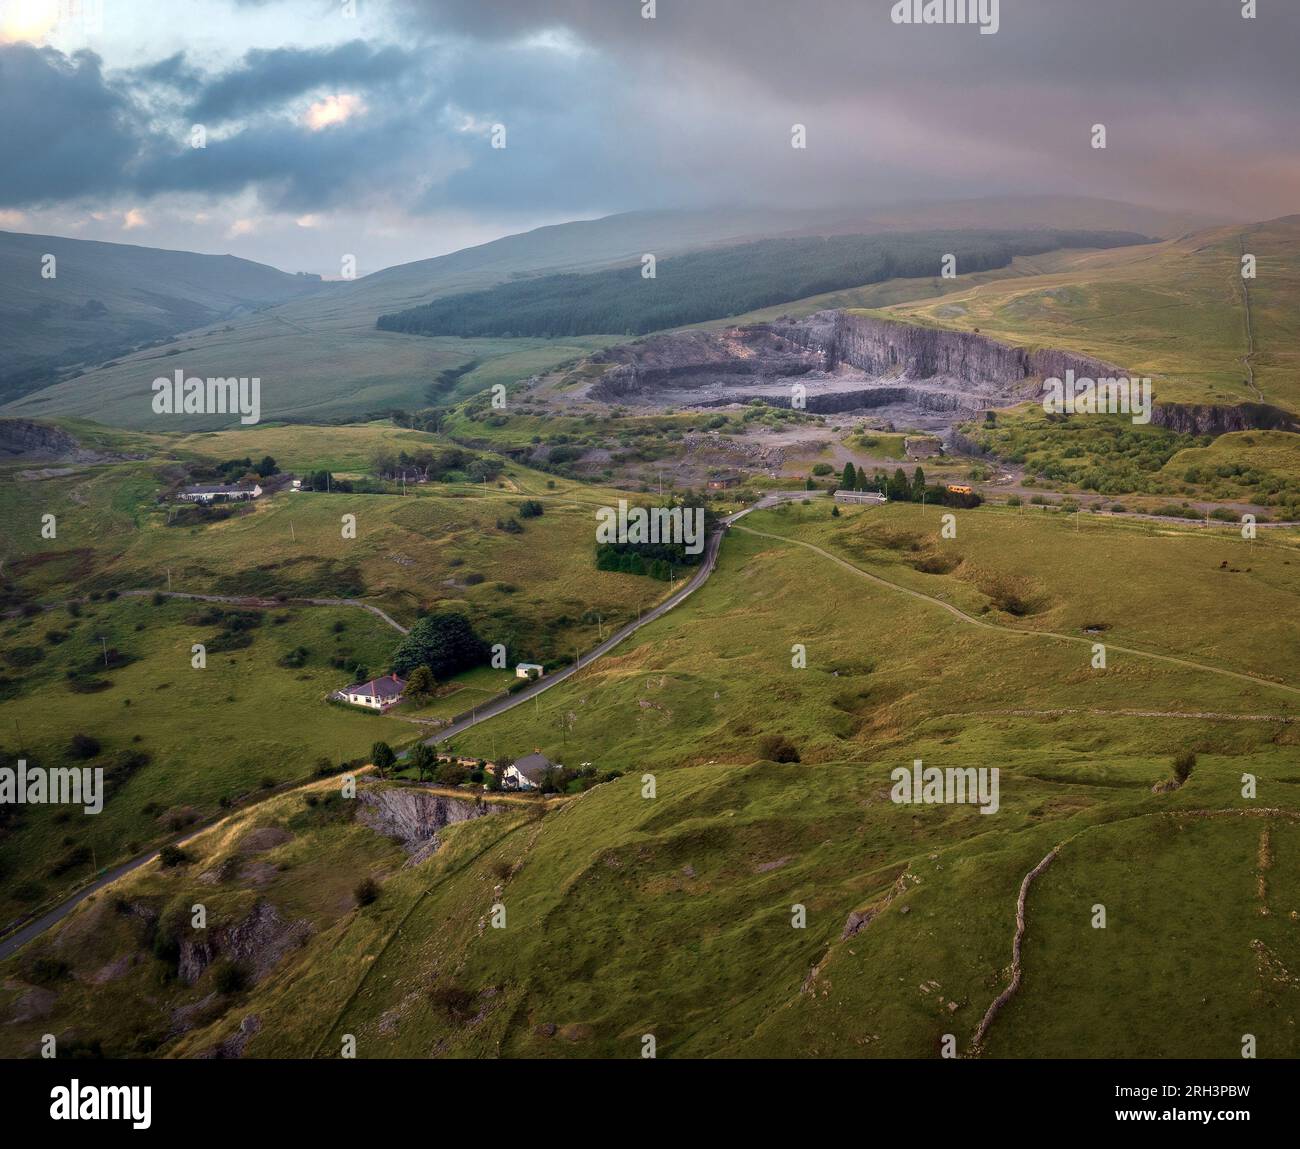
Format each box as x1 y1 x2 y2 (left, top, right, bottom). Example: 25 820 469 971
946 484 973 495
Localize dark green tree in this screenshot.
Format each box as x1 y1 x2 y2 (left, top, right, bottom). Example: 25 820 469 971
841 461 857 490
411 743 437 782
371 741 396 778
405 665 437 701
391 612 489 678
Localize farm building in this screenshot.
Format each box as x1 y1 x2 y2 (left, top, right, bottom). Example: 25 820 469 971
515 663 545 680
178 482 262 504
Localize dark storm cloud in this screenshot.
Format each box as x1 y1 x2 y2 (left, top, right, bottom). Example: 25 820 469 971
384 0 1300 220
0 44 144 206
0 38 447 214
2 0 1296 226
400 0 1300 98
189 40 418 123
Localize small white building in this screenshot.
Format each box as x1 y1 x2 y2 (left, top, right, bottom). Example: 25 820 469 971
502 751 557 790
515 662 545 680
178 482 262 504
342 673 406 711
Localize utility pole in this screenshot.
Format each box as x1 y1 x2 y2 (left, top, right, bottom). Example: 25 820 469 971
290 521 296 542
99 636 108 665
166 567 172 592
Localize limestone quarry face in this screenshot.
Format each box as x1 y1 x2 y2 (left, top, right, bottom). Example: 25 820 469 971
356 784 495 867
583 310 1123 433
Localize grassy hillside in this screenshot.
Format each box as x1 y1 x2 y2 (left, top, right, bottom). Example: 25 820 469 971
0 422 680 654
0 419 693 926
4 501 1296 1059
878 216 1300 413
1 197 1211 430
0 230 323 404
0 207 806 430
0 597 410 926
376 231 1150 339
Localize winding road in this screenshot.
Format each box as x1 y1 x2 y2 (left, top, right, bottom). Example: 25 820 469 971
0 497 792 961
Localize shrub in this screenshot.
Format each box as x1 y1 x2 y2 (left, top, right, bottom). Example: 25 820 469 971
158 845 191 868
757 734 800 763
68 733 101 759
5 645 44 668
1173 751 1196 784
212 959 248 994
24 956 71 985
428 981 477 1022
354 877 381 906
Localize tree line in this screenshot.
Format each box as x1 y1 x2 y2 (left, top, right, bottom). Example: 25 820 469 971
376 230 1147 339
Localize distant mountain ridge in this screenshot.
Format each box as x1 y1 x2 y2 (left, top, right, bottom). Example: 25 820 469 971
0 230 325 403
0 196 1240 427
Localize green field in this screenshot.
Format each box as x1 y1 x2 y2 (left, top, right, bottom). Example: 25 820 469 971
4 501 1297 1059
0 597 411 926
1 422 678 659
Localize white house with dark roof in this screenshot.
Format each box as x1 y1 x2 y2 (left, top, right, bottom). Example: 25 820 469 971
502 751 558 790
342 673 407 712
178 481 262 504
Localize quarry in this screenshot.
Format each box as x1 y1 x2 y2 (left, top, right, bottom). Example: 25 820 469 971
578 310 1122 439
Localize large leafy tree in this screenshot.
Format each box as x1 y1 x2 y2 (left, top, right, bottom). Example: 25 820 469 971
391 612 489 678
371 741 396 778
410 743 437 782
405 665 437 701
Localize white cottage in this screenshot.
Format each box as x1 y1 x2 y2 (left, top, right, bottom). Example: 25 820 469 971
343 673 407 711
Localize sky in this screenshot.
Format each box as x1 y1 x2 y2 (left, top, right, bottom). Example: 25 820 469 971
0 0 1296 275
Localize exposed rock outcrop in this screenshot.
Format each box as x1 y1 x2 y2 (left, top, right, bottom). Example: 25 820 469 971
585 311 1118 432
584 310 1296 436
0 418 138 462
356 784 495 866
1149 401 1298 436
177 900 313 986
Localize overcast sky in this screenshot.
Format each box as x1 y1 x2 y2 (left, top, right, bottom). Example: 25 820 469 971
0 0 1296 274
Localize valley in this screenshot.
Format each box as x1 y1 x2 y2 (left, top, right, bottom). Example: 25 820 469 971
2 199 1299 1068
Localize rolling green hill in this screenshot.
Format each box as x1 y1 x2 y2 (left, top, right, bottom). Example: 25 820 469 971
0 197 1218 430
3 500 1296 1059
879 216 1300 414
376 230 1151 340
0 230 325 404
